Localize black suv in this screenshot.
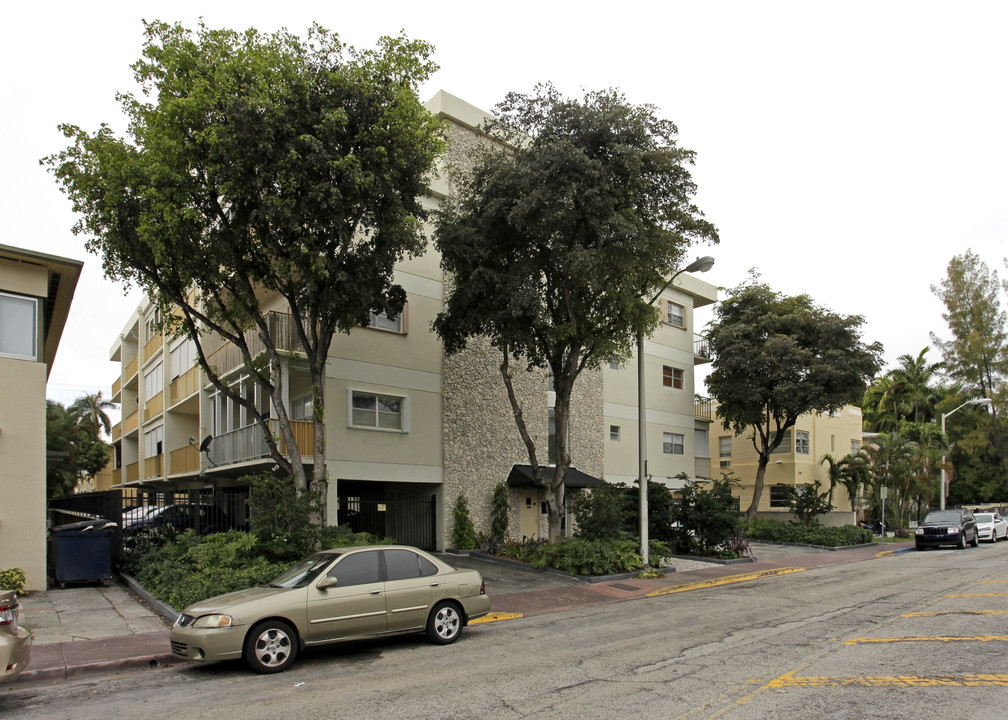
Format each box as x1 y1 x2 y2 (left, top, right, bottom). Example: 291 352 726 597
915 508 978 550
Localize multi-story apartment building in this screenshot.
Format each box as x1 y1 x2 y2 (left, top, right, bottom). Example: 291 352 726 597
0 244 81 591
105 92 717 549
711 404 864 523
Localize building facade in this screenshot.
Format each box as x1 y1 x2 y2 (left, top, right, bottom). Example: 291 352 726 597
0 244 81 591
711 405 864 523
105 92 717 549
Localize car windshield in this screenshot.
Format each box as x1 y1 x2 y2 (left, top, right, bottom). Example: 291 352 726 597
266 553 340 589
924 511 962 524
975 513 994 523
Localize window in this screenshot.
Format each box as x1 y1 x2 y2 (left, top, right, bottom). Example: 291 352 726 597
770 485 791 508
0 292 36 360
350 390 405 430
169 339 196 380
143 361 163 399
384 549 438 580
771 429 792 454
325 550 381 587
663 432 685 455
796 430 810 455
851 439 861 455
719 436 732 467
144 306 162 342
831 434 836 453
608 355 620 370
368 307 406 333
291 395 314 421
666 301 685 328
662 366 684 390
610 425 620 441
144 425 164 457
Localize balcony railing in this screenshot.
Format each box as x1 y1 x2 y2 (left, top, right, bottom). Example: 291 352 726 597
112 376 122 400
205 312 303 378
143 332 163 363
169 445 200 475
694 333 711 363
111 422 121 442
208 419 314 467
125 462 139 483
122 410 139 435
144 391 164 420
695 456 711 480
169 366 201 406
143 454 164 480
695 396 714 421
124 354 139 382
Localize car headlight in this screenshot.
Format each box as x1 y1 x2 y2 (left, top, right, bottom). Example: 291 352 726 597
915 528 924 535
192 614 234 628
947 527 959 534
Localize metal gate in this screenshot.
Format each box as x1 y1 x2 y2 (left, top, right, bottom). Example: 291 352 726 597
336 485 437 550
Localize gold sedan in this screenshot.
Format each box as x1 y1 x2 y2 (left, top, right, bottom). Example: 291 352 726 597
169 545 491 673
0 590 30 682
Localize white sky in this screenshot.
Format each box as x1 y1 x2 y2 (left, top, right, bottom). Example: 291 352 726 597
5 1 1006 408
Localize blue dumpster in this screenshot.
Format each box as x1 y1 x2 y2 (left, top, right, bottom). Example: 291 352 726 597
52 520 117 587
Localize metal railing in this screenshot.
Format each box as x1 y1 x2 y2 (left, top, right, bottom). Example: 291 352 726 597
695 396 714 421
694 333 711 361
205 312 303 378
207 420 314 467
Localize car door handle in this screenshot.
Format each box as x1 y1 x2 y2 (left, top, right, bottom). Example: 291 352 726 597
429 582 441 587
370 590 382 596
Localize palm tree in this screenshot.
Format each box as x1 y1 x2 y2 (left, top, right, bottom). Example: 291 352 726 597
888 348 943 423
68 391 116 436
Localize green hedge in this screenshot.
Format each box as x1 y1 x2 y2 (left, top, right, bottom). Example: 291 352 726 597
745 518 872 546
499 537 671 576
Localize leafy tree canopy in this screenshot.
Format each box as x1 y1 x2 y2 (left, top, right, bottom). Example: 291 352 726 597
45 20 444 499
46 399 111 498
434 84 718 539
707 276 882 518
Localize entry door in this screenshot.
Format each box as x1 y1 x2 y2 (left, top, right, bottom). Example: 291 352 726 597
306 549 386 643
519 491 542 539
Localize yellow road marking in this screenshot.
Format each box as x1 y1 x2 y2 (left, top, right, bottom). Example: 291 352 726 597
946 592 1008 598
981 580 1008 584
903 609 1008 617
469 612 523 625
646 567 804 597
766 673 1008 688
843 635 1008 645
875 550 894 557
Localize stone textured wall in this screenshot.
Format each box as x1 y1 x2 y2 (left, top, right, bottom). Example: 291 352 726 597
439 121 606 547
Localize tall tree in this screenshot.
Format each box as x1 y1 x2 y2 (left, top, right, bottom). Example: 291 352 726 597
46 21 444 507
46 399 110 498
69 391 116 437
931 250 1008 417
706 278 882 520
887 348 943 424
434 84 719 540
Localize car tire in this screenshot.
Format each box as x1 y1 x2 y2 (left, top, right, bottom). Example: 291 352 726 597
244 620 298 674
426 601 463 645
958 534 967 549
915 543 925 551
970 531 979 547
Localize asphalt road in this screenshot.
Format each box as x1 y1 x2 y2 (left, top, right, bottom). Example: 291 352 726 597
4 541 1007 719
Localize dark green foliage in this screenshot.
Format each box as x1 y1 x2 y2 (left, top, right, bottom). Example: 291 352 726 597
490 483 510 543
774 480 833 527
451 493 477 550
571 483 631 541
745 518 873 546
246 472 323 561
46 398 111 498
671 474 743 556
498 537 670 576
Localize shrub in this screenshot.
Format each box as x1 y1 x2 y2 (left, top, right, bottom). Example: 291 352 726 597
451 493 477 549
0 568 27 594
571 482 629 540
672 473 743 556
490 483 510 544
246 472 323 561
496 537 671 576
744 518 872 546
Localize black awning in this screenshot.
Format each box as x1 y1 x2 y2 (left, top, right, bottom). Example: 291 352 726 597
506 464 604 489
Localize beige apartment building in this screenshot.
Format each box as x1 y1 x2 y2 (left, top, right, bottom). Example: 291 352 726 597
105 92 717 549
0 244 81 591
711 405 864 524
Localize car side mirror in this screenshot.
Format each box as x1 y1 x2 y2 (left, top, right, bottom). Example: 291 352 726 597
317 576 339 590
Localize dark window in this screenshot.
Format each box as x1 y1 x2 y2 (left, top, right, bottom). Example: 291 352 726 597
770 485 791 508
384 549 421 580
326 550 381 587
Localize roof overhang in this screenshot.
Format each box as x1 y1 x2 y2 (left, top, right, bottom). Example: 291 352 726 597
506 464 604 489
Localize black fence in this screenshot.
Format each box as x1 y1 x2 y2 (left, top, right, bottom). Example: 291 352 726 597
337 493 437 551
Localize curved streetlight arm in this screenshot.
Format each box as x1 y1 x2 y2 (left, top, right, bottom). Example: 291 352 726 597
939 397 992 509
644 256 716 308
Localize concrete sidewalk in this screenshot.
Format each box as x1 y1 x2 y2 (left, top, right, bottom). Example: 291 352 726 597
7 541 912 685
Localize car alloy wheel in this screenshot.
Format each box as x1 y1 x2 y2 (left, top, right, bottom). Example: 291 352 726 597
245 620 298 673
426 601 462 645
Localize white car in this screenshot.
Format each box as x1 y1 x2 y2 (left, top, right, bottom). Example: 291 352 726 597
974 512 1008 542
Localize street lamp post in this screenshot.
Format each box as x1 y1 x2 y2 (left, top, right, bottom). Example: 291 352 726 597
638 255 715 566
940 397 992 510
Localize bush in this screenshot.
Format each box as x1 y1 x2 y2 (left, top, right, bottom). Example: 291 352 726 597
451 493 477 549
571 482 630 540
744 518 873 546
496 537 671 576
246 472 323 561
0 568 26 594
490 483 510 544
672 474 743 556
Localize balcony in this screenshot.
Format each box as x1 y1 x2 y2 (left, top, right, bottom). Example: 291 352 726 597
169 366 200 406
112 376 122 402
206 312 303 378
695 396 714 422
111 422 121 442
144 391 164 421
143 332 163 364
125 462 139 483
143 454 164 480
169 445 200 476
208 420 314 468
124 353 139 383
694 333 711 364
122 410 139 436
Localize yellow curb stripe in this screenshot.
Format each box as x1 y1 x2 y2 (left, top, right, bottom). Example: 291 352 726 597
981 580 1008 584
766 673 1008 688
646 567 804 597
844 635 1008 646
903 609 1008 617
469 612 523 625
946 592 1008 598
875 550 894 557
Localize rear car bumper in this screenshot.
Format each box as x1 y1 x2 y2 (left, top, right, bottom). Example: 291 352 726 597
0 628 31 682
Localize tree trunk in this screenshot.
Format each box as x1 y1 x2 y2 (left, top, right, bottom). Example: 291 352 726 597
746 455 770 520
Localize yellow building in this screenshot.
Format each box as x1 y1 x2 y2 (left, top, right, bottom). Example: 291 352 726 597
0 244 82 591
711 405 864 524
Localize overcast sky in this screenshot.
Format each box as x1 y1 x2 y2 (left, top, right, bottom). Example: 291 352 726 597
6 1 1006 408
